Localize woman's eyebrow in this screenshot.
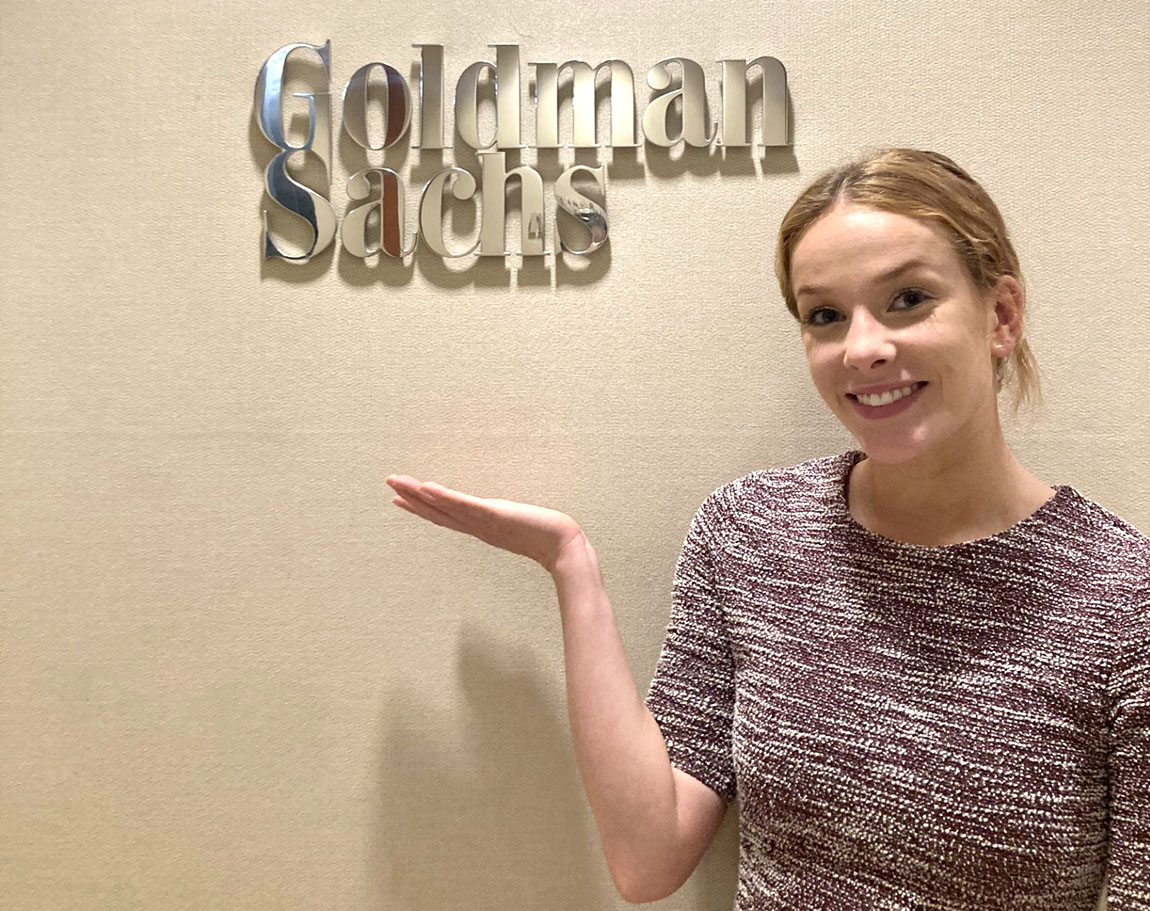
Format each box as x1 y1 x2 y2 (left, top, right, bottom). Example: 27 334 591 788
795 258 937 299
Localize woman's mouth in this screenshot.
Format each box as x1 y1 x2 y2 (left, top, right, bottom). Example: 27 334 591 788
847 382 928 419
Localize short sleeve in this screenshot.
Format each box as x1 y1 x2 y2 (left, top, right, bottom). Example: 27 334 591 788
644 486 738 805
1106 581 1150 909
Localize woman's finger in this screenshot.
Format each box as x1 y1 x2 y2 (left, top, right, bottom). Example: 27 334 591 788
390 490 472 536
387 476 446 510
420 482 494 518
387 476 461 504
393 477 494 527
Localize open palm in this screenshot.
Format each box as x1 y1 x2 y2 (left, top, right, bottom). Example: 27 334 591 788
386 474 587 574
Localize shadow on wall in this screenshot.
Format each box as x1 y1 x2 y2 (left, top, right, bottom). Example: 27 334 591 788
369 628 605 911
369 624 739 910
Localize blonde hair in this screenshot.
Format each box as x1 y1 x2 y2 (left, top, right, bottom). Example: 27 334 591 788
774 147 1041 414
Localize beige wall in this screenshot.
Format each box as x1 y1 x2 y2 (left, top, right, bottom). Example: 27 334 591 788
3 1 1147 909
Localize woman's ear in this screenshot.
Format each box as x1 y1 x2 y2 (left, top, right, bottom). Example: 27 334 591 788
987 274 1025 357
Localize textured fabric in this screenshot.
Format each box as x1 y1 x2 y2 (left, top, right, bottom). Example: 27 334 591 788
645 450 1150 910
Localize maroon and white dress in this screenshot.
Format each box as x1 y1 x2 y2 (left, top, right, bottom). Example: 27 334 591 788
645 449 1149 910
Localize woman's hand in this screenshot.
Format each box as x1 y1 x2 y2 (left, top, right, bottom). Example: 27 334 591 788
385 474 588 575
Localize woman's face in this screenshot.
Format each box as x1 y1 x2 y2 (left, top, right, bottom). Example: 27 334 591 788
790 202 1011 465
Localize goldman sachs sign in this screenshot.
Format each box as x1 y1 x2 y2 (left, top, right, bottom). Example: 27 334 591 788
255 42 790 263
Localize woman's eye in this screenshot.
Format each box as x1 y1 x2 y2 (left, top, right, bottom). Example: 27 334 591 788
892 288 930 310
802 308 839 327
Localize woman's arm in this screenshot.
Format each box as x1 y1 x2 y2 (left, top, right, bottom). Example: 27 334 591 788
550 536 728 903
386 476 728 902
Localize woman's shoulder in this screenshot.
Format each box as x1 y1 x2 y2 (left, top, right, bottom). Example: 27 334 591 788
1050 487 1150 592
691 450 856 541
705 450 855 505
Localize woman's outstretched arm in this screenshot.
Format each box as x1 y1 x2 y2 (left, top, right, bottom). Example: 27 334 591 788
385 476 727 903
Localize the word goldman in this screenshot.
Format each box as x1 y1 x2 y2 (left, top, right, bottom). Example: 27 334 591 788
255 41 790 263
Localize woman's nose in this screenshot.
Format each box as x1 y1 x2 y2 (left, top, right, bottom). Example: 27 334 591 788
842 309 895 370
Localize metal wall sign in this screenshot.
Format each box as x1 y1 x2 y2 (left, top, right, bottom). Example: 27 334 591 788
255 41 790 263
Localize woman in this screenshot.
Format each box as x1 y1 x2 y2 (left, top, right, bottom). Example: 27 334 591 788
386 149 1147 909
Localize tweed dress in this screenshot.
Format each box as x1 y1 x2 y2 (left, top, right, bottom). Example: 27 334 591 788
644 450 1149 910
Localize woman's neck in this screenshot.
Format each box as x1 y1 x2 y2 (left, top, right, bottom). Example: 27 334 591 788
847 437 1056 547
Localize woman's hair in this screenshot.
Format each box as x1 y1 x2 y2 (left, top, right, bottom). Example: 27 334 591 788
774 147 1041 414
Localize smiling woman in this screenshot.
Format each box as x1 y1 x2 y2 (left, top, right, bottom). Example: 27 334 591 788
776 148 1040 413
773 151 1056 544
645 148 1147 908
644 150 1147 908
388 149 1148 911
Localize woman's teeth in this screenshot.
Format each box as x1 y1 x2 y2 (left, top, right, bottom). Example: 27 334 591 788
855 383 923 407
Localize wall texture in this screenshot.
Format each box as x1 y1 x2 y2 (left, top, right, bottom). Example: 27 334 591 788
2 1 1146 909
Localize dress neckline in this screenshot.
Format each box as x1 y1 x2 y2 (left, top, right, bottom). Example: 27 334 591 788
832 449 1075 554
